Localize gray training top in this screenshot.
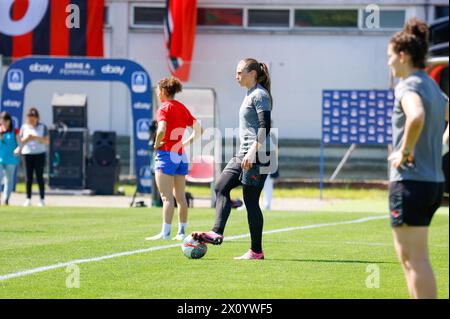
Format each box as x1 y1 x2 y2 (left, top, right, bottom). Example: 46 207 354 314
239 83 271 156
390 69 448 182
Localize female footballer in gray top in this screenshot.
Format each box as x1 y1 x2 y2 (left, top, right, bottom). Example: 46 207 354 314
387 18 449 299
239 83 271 157
192 59 272 260
391 69 448 182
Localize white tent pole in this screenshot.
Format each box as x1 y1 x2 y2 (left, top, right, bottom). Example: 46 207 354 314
330 143 357 181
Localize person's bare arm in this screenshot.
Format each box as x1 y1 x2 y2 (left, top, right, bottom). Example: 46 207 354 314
388 92 425 168
182 121 204 147
443 101 449 155
20 135 32 143
444 101 449 144
14 134 23 156
154 121 167 150
33 135 49 145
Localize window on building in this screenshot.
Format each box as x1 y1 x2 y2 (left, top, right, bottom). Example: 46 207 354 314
361 9 405 29
295 9 358 28
435 6 449 19
133 6 165 26
248 9 290 28
104 6 110 26
197 8 243 26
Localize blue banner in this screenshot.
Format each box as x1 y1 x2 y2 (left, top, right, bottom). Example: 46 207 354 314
1 57 153 193
322 90 394 145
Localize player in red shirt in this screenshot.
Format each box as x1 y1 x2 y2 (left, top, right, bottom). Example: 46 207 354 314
146 77 203 241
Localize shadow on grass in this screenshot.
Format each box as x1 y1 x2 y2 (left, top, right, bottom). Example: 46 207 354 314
0 229 46 234
267 258 397 264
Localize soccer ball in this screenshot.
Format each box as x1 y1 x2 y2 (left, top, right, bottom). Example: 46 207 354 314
182 235 208 259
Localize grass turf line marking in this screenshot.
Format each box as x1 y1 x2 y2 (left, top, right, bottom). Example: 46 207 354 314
0 215 385 282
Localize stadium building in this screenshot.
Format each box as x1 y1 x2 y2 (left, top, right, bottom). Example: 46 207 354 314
1 0 448 178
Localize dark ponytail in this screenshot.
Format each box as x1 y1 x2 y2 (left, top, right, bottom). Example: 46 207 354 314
390 18 429 69
242 58 273 110
258 62 272 107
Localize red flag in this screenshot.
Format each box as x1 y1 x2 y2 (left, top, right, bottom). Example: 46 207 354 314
164 0 197 82
0 0 104 59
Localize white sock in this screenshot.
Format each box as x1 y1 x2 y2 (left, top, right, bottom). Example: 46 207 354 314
178 223 187 235
161 223 171 237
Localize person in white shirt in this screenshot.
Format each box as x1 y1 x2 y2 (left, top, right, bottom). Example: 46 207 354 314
20 108 49 207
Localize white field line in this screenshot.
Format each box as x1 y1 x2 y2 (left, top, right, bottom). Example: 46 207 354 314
0 215 385 282
260 240 449 248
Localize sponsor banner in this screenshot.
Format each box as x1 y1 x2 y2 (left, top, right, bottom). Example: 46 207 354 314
7 69 24 91
0 0 104 58
133 102 151 110
131 71 148 93
0 57 153 193
322 90 394 145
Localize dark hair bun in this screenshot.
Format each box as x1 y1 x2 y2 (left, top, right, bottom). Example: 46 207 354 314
404 18 428 42
157 77 183 97
390 18 429 69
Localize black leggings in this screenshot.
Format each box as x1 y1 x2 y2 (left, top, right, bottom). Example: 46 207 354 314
212 157 267 253
24 153 46 200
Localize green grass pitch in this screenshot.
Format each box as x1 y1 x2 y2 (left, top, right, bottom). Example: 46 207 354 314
0 200 448 299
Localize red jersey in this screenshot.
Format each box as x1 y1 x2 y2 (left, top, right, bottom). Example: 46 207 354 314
156 100 196 154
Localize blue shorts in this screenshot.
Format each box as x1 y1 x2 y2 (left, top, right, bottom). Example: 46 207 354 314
154 150 189 176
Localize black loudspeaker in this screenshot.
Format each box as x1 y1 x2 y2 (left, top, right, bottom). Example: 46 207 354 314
86 131 120 195
49 129 88 189
86 162 120 195
92 131 116 166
